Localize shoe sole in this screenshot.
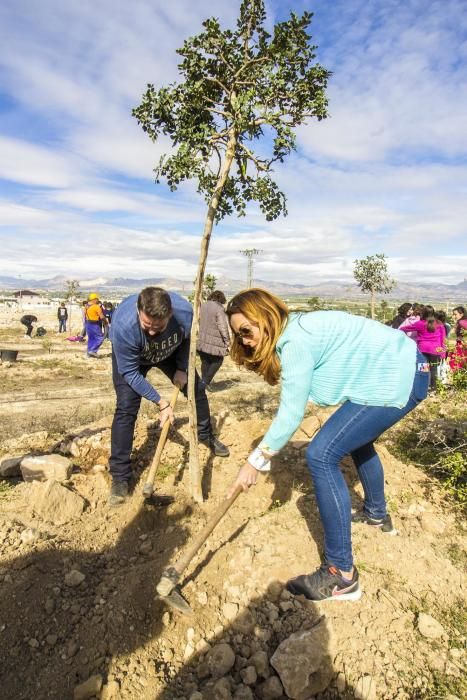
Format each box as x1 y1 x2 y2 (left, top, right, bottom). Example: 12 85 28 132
323 587 362 602
108 496 127 507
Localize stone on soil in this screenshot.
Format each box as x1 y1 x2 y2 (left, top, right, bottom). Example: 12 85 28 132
258 675 283 699
300 415 321 437
270 618 334 699
32 480 85 524
417 613 447 639
0 455 23 477
206 643 235 678
65 569 85 587
20 454 72 482
73 674 103 700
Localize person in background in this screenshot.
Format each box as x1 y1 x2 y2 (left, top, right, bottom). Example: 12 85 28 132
225 289 428 602
103 302 114 340
57 303 68 333
400 305 446 390
388 302 412 329
398 303 423 341
20 314 37 339
197 290 230 391
448 306 467 372
79 300 87 341
85 293 107 358
108 286 229 506
435 310 451 338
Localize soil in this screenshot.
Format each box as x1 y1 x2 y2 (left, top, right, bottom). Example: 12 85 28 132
0 306 466 699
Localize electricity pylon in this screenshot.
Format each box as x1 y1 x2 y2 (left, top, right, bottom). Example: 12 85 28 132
240 249 262 288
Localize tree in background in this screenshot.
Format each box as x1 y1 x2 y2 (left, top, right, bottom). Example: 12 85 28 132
307 296 321 311
133 0 330 500
353 254 395 320
65 280 80 333
188 273 218 303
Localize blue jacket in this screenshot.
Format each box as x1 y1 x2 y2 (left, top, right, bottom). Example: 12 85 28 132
110 292 192 403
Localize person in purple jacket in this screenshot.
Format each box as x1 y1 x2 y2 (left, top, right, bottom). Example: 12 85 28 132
108 286 229 506
400 305 446 390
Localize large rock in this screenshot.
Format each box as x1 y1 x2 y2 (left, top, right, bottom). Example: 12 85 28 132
21 454 72 483
0 455 24 477
206 643 235 679
32 480 85 524
270 618 334 699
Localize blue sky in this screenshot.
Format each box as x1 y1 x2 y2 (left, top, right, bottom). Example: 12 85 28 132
1 0 466 286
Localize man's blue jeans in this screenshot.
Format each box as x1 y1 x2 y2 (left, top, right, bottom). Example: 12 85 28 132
109 351 212 482
305 351 429 571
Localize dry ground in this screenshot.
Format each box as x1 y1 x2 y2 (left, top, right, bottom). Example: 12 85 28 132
0 306 466 699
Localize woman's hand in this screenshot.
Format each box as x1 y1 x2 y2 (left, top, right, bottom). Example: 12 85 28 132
226 462 258 498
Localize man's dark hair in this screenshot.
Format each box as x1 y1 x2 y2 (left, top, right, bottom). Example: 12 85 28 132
137 287 172 319
208 290 226 304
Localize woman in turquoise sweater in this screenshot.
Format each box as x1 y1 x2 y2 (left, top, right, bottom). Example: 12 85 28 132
226 289 429 602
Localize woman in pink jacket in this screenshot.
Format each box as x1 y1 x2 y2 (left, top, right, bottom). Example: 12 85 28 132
400 305 446 390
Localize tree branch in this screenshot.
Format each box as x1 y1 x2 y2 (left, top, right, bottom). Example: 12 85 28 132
238 141 269 171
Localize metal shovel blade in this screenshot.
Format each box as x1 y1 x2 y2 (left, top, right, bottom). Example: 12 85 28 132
157 588 194 616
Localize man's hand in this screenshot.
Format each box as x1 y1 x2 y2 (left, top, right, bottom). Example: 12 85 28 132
173 369 187 389
158 399 174 428
226 462 259 498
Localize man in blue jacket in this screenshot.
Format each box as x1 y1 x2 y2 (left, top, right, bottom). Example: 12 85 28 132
109 286 229 506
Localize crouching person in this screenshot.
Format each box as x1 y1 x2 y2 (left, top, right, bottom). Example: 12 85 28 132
108 286 229 506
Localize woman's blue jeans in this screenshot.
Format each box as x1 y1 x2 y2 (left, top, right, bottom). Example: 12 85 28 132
305 351 429 571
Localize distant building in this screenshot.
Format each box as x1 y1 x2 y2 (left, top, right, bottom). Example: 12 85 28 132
13 290 50 306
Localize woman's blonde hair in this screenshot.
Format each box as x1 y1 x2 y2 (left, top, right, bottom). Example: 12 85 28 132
226 288 289 385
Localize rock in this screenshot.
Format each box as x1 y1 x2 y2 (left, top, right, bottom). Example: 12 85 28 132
20 528 40 545
32 480 85 525
73 674 103 700
139 540 152 555
250 650 270 679
189 693 203 700
0 455 23 477
233 687 254 700
335 672 346 693
197 591 208 605
28 638 39 648
184 643 195 660
417 613 447 639
213 677 232 699
240 666 257 685
232 608 256 634
196 638 211 655
65 569 85 587
46 634 58 646
101 680 120 699
20 454 72 482
419 513 446 535
206 643 235 678
354 675 377 700
300 415 321 438
258 676 283 699
270 618 334 699
222 602 239 621
44 597 55 614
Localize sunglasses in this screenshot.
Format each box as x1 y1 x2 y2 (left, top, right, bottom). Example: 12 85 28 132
234 325 254 340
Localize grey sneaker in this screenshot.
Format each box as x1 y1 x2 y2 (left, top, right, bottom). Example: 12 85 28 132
352 510 397 535
287 565 361 602
109 480 129 507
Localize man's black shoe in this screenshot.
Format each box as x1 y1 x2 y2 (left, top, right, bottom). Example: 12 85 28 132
200 437 230 457
108 480 129 507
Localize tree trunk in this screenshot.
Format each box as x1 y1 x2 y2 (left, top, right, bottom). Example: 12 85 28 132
187 130 237 502
370 289 375 319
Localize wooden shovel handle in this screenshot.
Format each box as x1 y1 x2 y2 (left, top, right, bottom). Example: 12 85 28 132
142 384 180 497
173 485 243 576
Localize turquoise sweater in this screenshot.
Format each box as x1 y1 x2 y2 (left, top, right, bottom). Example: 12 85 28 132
259 311 416 454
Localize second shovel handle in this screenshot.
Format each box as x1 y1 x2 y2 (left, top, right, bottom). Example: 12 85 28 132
143 384 180 496
173 485 243 576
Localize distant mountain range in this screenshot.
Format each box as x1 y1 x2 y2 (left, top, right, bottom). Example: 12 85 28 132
0 274 466 301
